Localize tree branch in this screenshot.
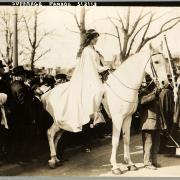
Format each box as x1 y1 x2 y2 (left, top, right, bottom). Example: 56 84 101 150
59 9 80 29
36 30 53 49
64 25 80 34
101 32 118 38
127 13 169 56
136 14 153 52
116 9 125 31
34 49 51 62
23 15 33 47
136 17 180 52
128 9 145 36
126 7 130 32
160 17 180 31
108 16 117 28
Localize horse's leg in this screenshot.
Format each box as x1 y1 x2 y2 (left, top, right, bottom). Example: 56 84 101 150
47 122 61 169
102 93 111 119
54 130 64 163
110 113 124 174
122 116 138 171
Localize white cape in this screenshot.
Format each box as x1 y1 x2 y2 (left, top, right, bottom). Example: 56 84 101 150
42 46 104 132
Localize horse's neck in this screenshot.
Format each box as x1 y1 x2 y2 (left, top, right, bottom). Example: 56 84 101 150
113 51 150 90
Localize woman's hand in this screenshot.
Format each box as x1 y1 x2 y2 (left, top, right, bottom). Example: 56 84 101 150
100 69 110 82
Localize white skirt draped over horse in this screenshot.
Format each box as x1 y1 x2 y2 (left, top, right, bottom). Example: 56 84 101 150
41 46 105 132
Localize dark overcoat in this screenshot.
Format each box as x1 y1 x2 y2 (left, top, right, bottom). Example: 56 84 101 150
140 89 166 130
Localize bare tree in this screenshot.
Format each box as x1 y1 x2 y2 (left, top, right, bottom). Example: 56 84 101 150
0 8 29 69
0 10 14 68
23 9 52 70
106 7 180 61
60 6 88 48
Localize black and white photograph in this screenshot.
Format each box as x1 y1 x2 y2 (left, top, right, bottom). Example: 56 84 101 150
0 1 180 177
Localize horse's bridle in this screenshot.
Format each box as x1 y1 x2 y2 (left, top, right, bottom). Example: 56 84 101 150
150 52 162 81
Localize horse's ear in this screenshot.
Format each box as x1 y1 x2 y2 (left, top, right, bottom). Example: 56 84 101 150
149 42 163 54
149 43 154 52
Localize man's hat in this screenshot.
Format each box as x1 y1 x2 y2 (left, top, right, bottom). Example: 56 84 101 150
145 74 152 83
25 70 35 79
0 60 6 68
55 73 67 80
43 75 55 86
12 66 26 76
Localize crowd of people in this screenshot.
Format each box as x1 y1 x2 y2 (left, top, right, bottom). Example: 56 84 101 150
0 62 71 164
0 29 180 172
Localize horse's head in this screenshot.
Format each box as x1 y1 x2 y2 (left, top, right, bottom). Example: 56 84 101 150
145 43 169 88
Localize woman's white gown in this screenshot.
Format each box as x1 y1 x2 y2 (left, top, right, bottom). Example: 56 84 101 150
41 46 105 132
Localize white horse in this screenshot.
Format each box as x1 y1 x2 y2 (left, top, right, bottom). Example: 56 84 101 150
104 47 168 174
45 46 168 173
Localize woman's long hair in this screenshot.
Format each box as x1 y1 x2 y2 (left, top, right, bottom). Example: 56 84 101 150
77 29 99 58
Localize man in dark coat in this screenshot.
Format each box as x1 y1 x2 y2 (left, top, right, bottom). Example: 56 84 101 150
10 66 53 160
158 82 174 152
0 61 12 162
169 80 180 146
10 66 37 160
140 81 166 170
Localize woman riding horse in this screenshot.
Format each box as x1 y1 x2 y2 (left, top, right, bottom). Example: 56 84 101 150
42 29 109 168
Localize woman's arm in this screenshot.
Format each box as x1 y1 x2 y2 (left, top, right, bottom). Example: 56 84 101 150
96 50 110 72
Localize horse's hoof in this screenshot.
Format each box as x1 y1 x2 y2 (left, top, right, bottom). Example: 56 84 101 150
55 157 60 163
127 165 138 171
112 168 123 175
48 160 56 169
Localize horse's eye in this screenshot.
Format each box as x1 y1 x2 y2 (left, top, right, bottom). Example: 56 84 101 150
154 61 159 64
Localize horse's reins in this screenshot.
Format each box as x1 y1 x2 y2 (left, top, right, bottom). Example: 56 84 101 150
105 82 138 103
104 53 163 104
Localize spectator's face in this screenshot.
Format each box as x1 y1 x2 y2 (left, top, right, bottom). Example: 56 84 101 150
13 76 23 81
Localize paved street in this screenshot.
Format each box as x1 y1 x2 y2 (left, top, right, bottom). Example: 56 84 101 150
0 134 180 176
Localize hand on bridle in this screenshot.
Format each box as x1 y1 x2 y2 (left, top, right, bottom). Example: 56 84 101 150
154 87 161 97
154 79 160 87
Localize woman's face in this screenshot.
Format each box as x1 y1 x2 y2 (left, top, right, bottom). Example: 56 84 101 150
90 36 98 45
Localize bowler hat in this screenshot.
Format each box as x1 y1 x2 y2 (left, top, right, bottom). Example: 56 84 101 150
0 60 6 68
12 66 26 76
